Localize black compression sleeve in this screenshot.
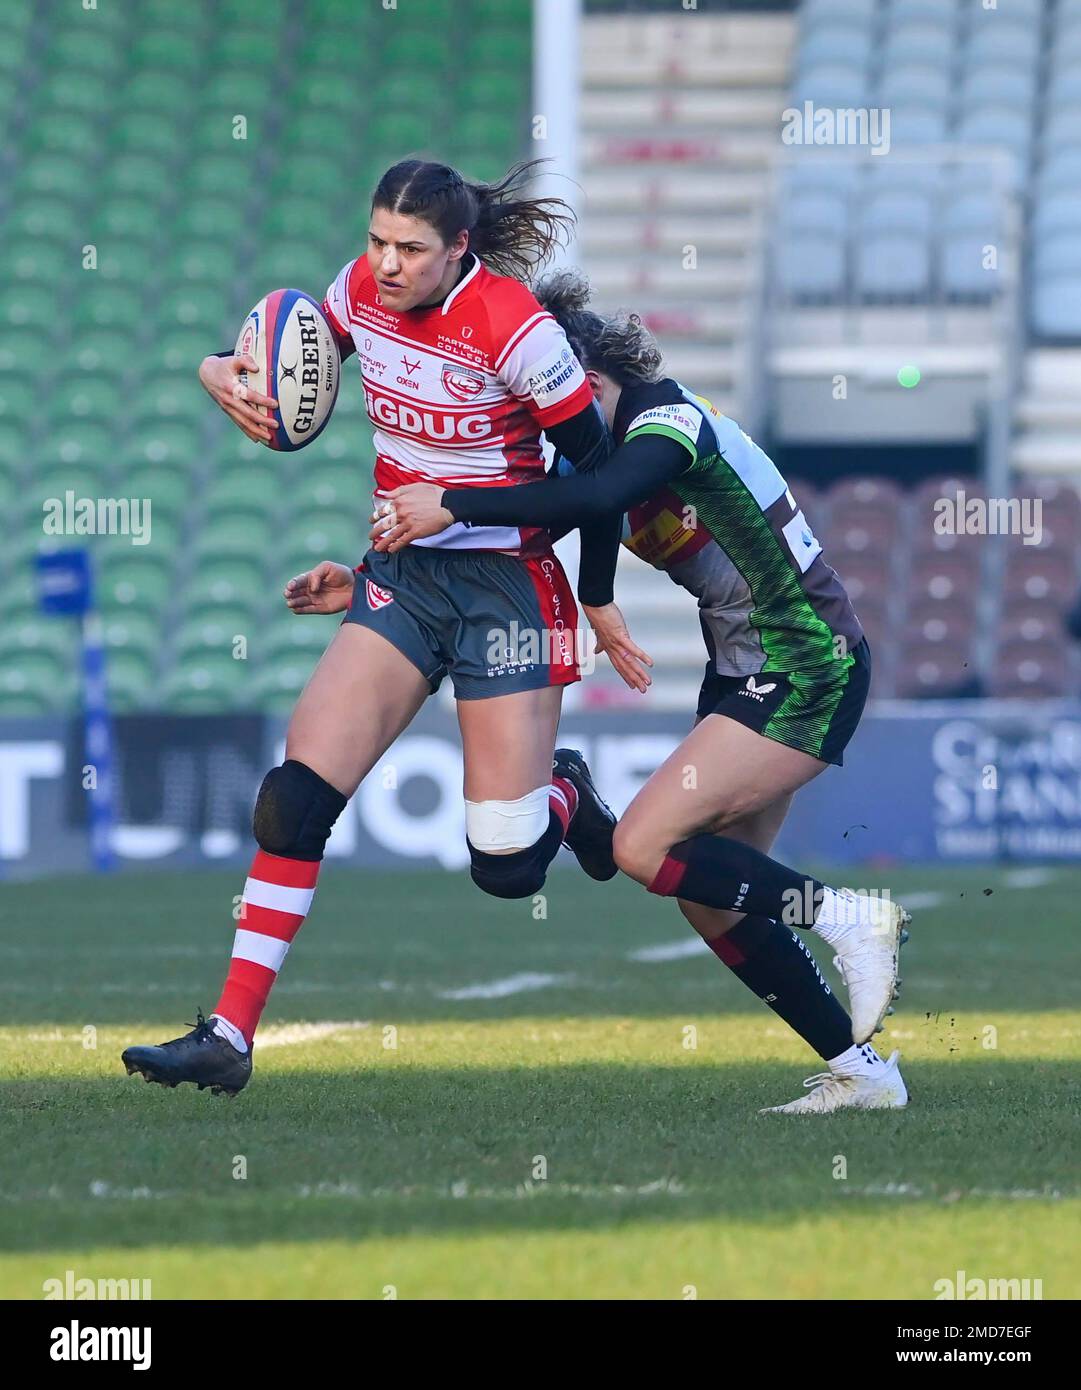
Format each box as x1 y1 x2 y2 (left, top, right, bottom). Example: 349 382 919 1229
442 432 690 530
544 400 611 475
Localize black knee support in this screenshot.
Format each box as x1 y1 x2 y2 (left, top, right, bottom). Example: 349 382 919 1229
252 759 348 861
468 827 557 900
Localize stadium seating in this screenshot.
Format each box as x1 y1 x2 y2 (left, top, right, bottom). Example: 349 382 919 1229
9 0 531 712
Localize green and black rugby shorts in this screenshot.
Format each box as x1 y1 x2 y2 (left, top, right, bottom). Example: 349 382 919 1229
695 637 871 766
344 545 581 700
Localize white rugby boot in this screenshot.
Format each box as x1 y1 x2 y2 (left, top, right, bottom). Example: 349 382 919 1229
759 1050 908 1115
826 896 910 1044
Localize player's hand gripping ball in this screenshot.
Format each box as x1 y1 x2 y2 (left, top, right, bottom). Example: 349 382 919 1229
234 290 340 451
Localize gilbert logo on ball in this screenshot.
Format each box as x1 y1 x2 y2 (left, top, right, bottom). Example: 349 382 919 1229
234 289 340 451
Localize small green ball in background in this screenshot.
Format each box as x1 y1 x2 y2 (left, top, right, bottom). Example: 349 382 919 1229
897 364 921 389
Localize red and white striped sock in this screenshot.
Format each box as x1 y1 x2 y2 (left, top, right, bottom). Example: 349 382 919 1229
549 777 579 838
212 850 321 1049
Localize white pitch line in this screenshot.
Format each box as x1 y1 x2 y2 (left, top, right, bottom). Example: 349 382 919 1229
899 891 945 910
1003 868 1058 889
437 972 569 1001
255 1021 370 1049
628 938 711 963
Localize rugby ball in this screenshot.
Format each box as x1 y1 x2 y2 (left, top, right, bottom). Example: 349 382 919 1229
234 289 340 451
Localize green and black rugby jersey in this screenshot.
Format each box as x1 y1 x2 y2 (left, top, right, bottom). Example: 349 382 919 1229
443 377 864 677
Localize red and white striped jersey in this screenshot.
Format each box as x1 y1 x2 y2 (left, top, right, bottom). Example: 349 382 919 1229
322 252 593 554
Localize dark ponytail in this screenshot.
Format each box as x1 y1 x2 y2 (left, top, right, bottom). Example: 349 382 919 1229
371 156 575 283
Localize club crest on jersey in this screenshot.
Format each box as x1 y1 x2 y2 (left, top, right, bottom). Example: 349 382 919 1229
739 675 778 702
441 362 485 402
366 579 394 610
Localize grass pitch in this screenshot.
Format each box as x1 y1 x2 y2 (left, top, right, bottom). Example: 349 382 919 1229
1 863 1078 1299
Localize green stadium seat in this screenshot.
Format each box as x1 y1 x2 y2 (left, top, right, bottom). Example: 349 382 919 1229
372 112 442 152
72 285 143 333
118 467 193 523
0 422 21 469
40 424 115 472
118 70 196 115
251 245 331 297
203 470 274 515
300 0 376 25
50 376 123 425
459 71 529 111
289 72 362 113
167 242 231 286
61 329 130 377
382 33 454 70
15 153 87 200
211 433 271 473
38 72 112 115
0 690 52 717
316 423 375 471
201 68 277 110
102 610 160 658
191 110 265 154
278 109 349 156
146 330 210 377
134 376 211 424
259 617 337 666
211 33 282 70
269 153 341 204
297 32 371 72
194 514 273 562
0 618 74 663
0 3 32 32
25 109 104 161
372 73 446 110
120 422 201 473
174 198 248 244
450 112 521 159
161 654 251 712
137 0 209 33
0 283 60 331
291 506 366 546
46 28 123 75
0 34 27 78
96 238 159 285
0 659 76 713
36 463 110 500
467 32 532 67
280 520 366 576
0 376 36 426
129 33 205 74
98 556 175 614
91 199 164 244
176 611 257 659
249 661 312 713
292 469 367 514
99 155 175 203
105 649 157 710
218 0 288 25
261 199 339 245
7 237 73 285
110 111 188 162
183 560 266 612
187 155 256 199
4 197 81 243
158 284 231 335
